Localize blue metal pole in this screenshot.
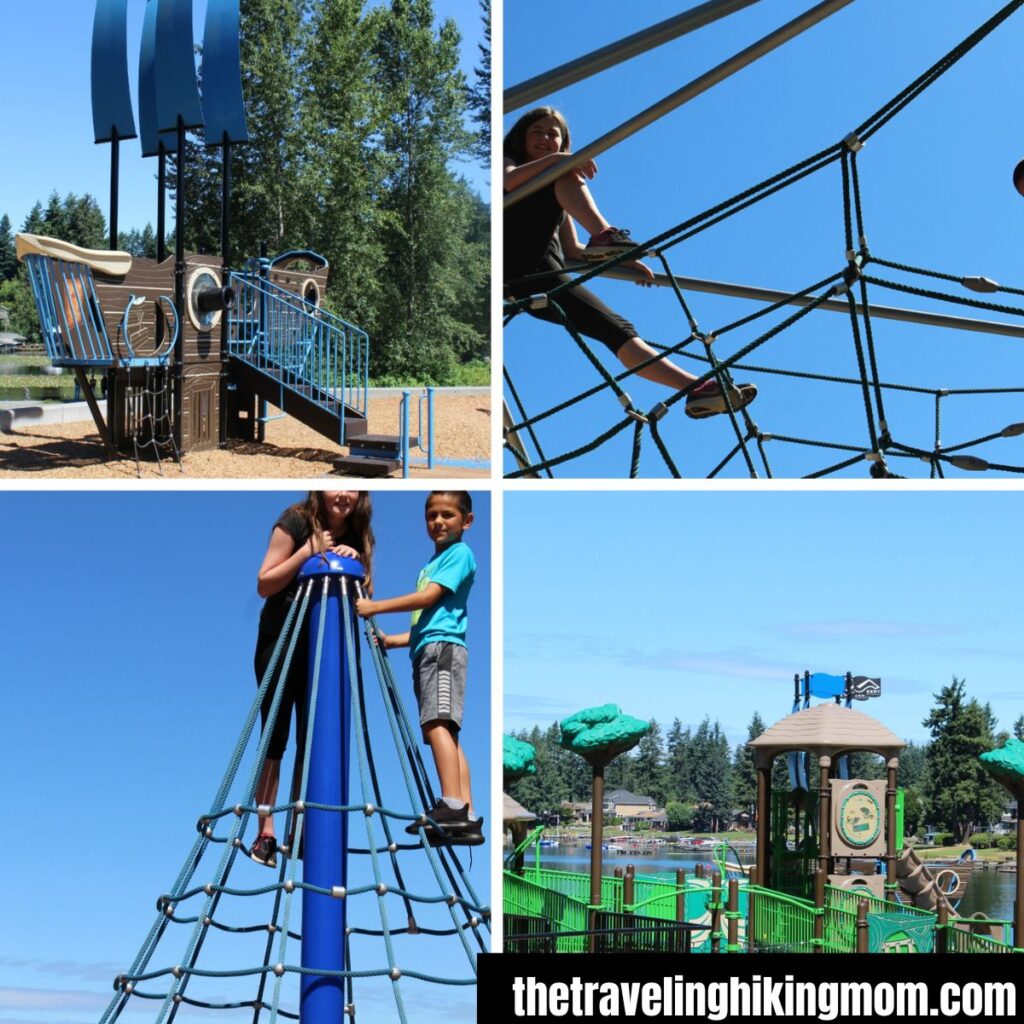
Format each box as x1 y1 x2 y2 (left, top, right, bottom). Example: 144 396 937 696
427 386 435 471
298 552 364 1024
401 389 410 479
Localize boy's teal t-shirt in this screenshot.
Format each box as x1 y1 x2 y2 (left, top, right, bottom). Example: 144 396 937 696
409 541 475 658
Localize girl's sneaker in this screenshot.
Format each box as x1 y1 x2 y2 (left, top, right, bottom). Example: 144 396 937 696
583 227 643 260
250 833 278 869
684 379 758 419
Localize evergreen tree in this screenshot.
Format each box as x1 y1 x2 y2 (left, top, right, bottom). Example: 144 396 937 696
1015 715 1024 742
300 0 388 334
140 224 158 259
689 717 733 832
625 719 666 806
29 192 106 248
466 0 490 168
897 740 928 789
846 751 885 780
0 215 16 281
731 711 765 822
371 0 473 381
665 718 694 804
21 202 45 235
922 678 1005 841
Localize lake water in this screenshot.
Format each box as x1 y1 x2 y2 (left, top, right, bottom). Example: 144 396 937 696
524 846 1016 921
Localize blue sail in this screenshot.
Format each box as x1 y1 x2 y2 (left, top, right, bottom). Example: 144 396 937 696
91 0 138 143
139 0 179 156
155 0 204 133
807 672 846 700
202 0 249 145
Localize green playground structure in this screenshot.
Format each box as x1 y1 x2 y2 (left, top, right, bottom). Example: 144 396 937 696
503 694 1024 954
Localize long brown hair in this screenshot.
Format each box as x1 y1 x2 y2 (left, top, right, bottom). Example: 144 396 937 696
293 491 375 593
503 106 571 165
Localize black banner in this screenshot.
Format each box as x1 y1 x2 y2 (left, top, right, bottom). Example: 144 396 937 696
479 952 1017 1022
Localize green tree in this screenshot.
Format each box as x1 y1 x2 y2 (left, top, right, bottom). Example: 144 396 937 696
732 711 765 821
922 678 1005 841
897 740 928 789
466 0 490 167
689 717 733 832
21 202 45 236
1013 715 1024 741
623 719 666 806
665 801 694 831
0 215 16 281
370 0 474 381
665 718 694 804
0 277 40 341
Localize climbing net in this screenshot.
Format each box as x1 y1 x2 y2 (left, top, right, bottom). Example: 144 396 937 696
99 573 488 1023
505 0 1024 479
124 367 183 477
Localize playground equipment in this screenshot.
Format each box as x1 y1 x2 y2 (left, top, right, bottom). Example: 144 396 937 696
100 551 487 1022
16 0 443 477
504 692 1021 953
504 0 1024 478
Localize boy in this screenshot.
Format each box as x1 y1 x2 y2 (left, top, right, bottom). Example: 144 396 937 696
355 491 481 844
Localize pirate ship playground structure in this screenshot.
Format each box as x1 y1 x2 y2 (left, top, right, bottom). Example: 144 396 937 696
15 0 445 477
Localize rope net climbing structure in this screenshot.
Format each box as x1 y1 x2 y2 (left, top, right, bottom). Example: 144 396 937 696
98 554 488 1023
504 0 1024 479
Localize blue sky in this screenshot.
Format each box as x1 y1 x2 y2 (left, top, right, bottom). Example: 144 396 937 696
505 490 1024 751
0 490 489 1024
0 0 487 240
503 1 1024 478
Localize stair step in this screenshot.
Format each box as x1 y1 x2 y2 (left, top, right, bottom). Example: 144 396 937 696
347 433 416 456
332 454 401 478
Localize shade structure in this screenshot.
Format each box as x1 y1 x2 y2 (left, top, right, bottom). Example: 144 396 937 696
749 702 905 769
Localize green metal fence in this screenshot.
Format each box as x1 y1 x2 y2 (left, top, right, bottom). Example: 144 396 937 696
747 885 819 952
506 869 1019 955
504 872 590 952
945 925 1016 954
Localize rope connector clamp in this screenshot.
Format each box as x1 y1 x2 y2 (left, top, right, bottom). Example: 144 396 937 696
842 132 864 152
332 886 347 899
527 294 549 311
648 402 669 423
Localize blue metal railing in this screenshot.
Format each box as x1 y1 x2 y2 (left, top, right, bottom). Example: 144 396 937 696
24 255 114 367
228 266 369 445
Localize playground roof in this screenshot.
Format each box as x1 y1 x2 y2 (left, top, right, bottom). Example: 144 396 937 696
504 793 537 825
748 702 905 769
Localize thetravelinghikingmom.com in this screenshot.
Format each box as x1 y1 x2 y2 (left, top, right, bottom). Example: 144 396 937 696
510 975 1017 1020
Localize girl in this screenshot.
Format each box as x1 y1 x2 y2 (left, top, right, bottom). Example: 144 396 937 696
504 106 757 419
250 491 375 867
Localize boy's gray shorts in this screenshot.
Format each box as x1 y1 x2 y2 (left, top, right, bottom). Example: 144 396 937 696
412 642 467 729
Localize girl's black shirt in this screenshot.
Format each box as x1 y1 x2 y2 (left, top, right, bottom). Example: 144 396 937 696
504 181 565 283
257 507 312 638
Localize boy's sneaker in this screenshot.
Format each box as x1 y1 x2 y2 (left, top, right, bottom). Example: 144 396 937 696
405 799 469 835
684 379 758 420
583 227 643 261
448 818 486 847
250 833 278 869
